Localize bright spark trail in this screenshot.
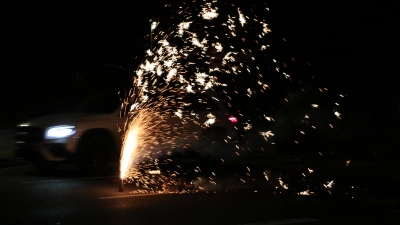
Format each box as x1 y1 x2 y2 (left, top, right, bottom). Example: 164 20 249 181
119 0 346 194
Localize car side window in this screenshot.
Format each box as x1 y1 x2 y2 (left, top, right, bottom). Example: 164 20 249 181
75 93 120 114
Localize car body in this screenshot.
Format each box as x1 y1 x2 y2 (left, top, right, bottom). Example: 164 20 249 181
15 91 243 170
15 92 124 170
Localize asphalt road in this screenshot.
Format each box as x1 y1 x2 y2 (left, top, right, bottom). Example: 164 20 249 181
1 163 400 225
1 128 400 225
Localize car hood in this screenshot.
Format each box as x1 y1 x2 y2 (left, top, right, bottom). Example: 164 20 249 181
17 113 108 128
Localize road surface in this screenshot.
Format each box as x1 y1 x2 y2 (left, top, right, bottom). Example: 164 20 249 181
0 163 400 225
1 128 400 225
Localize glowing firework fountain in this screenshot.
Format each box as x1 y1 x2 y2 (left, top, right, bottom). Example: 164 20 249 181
118 0 346 193
118 81 167 191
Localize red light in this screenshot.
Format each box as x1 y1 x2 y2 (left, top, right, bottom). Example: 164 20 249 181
229 116 238 123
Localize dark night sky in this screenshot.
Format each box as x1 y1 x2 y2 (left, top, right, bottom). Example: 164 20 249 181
1 0 400 126
2 2 154 76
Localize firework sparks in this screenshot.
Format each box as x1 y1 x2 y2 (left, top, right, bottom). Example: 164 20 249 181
244 122 252 131
200 2 219 20
324 180 334 189
237 8 246 27
175 109 183 119
260 131 274 141
120 106 162 180
334 111 341 119
120 125 138 179
202 113 216 128
298 190 311 195
118 0 346 193
214 42 223 52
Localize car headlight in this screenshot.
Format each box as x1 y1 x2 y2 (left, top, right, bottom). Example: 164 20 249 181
45 125 76 139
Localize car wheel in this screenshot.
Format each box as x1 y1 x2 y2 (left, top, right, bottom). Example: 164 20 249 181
77 133 114 174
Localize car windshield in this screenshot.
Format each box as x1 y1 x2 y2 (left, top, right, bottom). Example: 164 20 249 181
73 92 120 113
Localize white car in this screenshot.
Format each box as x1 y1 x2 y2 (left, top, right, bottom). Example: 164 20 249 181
15 91 242 171
15 92 123 171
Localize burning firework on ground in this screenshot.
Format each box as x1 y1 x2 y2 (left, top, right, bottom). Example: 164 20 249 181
119 107 160 180
119 0 346 193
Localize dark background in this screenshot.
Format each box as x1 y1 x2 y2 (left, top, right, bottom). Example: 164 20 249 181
1 0 399 135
